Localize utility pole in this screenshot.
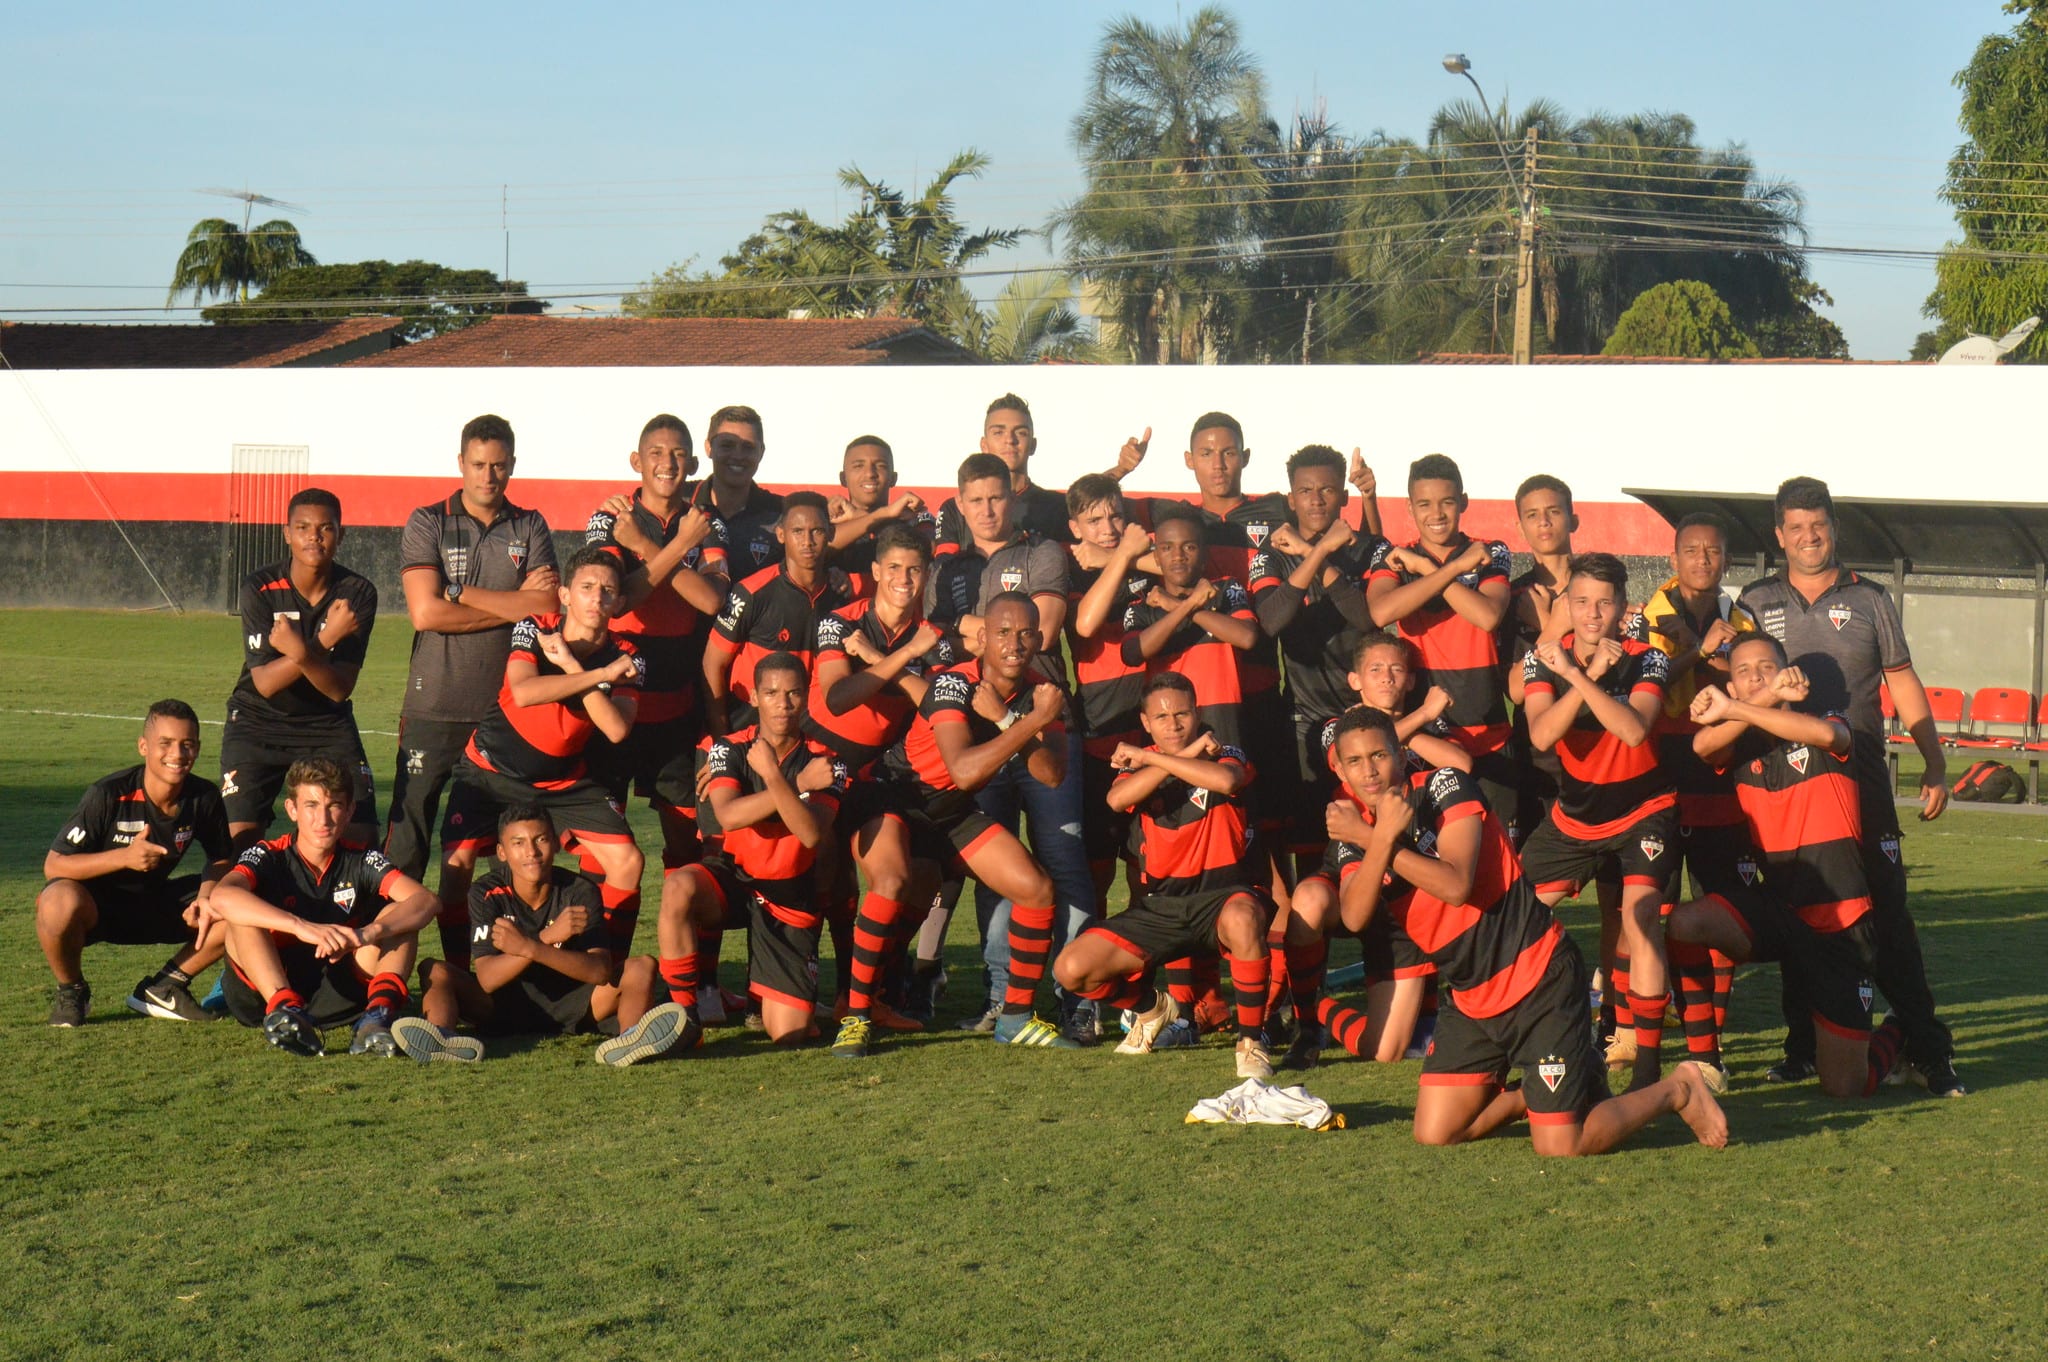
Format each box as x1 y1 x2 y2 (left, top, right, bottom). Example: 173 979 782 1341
1512 126 1540 366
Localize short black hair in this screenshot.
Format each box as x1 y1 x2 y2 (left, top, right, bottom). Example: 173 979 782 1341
1066 473 1123 518
1674 510 1729 547
1190 411 1244 448
1730 632 1788 667
707 404 764 443
782 490 830 521
754 650 808 688
497 803 557 837
1568 551 1629 595
640 413 691 450
462 413 515 453
564 544 622 585
1286 444 1346 482
982 590 1039 625
957 452 1010 491
1330 704 1399 752
985 393 1033 425
1143 671 1197 703
1515 473 1573 513
1351 629 1408 670
872 521 931 562
1408 454 1464 495
1774 476 1834 525
143 698 198 731
287 487 342 520
1151 500 1202 532
844 434 893 463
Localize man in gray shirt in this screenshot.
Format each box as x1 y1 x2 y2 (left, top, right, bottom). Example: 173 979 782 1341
1737 476 1961 1096
387 414 560 964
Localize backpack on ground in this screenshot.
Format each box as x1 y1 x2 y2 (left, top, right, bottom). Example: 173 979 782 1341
1950 759 2025 803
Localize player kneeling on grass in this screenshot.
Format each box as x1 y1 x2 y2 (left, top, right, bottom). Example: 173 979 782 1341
1327 708 1727 1155
395 805 690 1066
1054 673 1276 1079
39 699 235 1027
1664 637 1904 1099
204 758 437 1058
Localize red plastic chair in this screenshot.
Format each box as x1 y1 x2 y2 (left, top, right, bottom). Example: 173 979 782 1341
1882 681 1909 745
1956 688 2035 748
2026 694 2048 752
1923 686 1967 744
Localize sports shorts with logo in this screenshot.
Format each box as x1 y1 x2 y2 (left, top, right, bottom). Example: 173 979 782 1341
748 896 823 1012
1708 886 1876 1039
1520 805 1679 900
1083 885 1271 964
440 758 635 854
1423 933 1609 1126
47 872 204 945
588 713 700 811
223 954 372 1030
1676 821 1757 901
218 724 377 831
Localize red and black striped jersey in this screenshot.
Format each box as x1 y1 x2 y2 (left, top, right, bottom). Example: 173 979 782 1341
709 564 855 730
1249 532 1385 723
805 598 929 773
587 488 730 724
835 505 936 597
223 835 405 929
1115 743 1254 896
1120 579 1257 747
700 726 850 920
898 661 1065 793
1722 719 1871 932
468 866 606 995
1521 635 1674 837
1333 764 1557 1018
1367 537 1512 755
1319 705 1457 796
467 615 644 789
49 766 232 894
1068 559 1152 757
1125 493 1288 690
229 562 379 737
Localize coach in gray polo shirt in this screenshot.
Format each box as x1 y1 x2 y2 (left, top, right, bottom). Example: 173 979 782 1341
1737 476 1961 1096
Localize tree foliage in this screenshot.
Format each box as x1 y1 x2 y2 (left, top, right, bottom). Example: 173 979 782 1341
167 218 315 306
201 260 543 338
1925 0 2048 361
1602 279 1759 359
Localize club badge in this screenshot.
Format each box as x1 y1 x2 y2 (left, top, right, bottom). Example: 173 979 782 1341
1190 787 1211 811
1639 835 1665 861
1828 603 1852 631
1245 523 1269 547
1858 980 1874 1013
508 540 527 570
175 828 194 851
1737 858 1760 886
1787 745 1810 775
750 535 773 565
1881 834 1900 864
333 886 357 912
1000 568 1024 592
1537 1055 1568 1093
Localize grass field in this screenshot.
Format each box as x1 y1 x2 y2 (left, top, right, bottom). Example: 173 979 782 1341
3 610 2045 1361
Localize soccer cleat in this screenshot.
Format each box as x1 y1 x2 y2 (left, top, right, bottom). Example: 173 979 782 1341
349 1006 399 1057
868 1000 925 1033
263 1005 324 1057
127 975 213 1023
1152 1017 1201 1049
1603 1031 1638 1069
1115 995 1183 1055
392 1017 485 1064
1235 1035 1275 1081
1763 1057 1817 1084
1062 1000 1102 1048
991 1013 1081 1048
957 1001 1004 1034
48 982 90 1028
596 1002 699 1067
1911 1057 1968 1098
829 1016 873 1058
1279 1023 1325 1071
1693 1061 1731 1096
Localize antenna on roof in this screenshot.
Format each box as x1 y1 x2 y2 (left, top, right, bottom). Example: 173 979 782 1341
198 186 310 233
1938 315 2039 365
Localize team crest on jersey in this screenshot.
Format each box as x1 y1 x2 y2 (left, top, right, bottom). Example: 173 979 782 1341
1536 1055 1568 1093
508 540 528 569
1880 834 1900 864
1245 522 1270 547
1827 603 1852 631
333 886 357 912
1787 745 1810 775
1737 858 1760 887
1000 568 1024 592
607 797 625 817
1189 787 1211 812
174 828 193 851
405 749 426 777
749 535 774 566
221 769 240 797
1857 980 1874 1013
1639 835 1666 861
1126 575 1150 598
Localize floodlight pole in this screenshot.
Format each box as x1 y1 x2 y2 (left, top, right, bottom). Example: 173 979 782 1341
1444 56 1540 364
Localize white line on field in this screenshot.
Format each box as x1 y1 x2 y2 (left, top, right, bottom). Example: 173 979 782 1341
4 707 399 738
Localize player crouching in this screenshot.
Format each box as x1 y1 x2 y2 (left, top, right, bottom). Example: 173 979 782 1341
394 805 691 1066
1053 674 1276 1079
204 758 437 1058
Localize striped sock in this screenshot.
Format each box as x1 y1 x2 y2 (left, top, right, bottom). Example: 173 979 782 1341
1711 950 1735 1032
1002 904 1055 1014
1670 940 1721 1068
1163 957 1197 1007
1079 973 1151 1013
265 987 305 1013
1611 952 1634 1038
1629 990 1668 1059
659 954 699 1011
599 884 641 957
1864 1019 1905 1096
846 893 903 1018
366 971 408 1014
1316 995 1371 1058
1285 938 1328 1023
1228 953 1271 1039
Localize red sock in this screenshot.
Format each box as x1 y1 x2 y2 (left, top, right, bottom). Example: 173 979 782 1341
1316 995 1371 1058
600 884 642 956
265 987 305 1013
1263 931 1292 1014
1611 952 1634 1036
1163 957 1197 1006
1079 973 1151 1013
1711 950 1735 1031
1285 938 1327 1023
1629 990 1668 1058
366 971 408 1014
1002 904 1055 1013
1227 953 1270 1038
1670 940 1721 1066
1864 1020 1905 1096
847 893 903 1017
660 954 699 1010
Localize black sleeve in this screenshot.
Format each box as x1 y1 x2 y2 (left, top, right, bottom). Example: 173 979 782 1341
50 781 113 859
327 576 378 667
469 880 504 959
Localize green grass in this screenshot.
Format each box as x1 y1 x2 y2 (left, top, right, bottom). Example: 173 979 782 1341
3 610 2045 1361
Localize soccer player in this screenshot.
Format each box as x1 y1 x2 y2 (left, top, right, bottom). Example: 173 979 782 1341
1501 475 1578 822
1120 504 1259 747
205 757 438 1058
658 653 850 1045
700 404 787 575
1519 553 1677 1091
396 805 692 1066
585 413 729 879
38 700 234 1026
220 487 379 850
1066 475 1153 902
827 434 933 593
927 453 1073 658
897 591 1074 1047
1327 709 1728 1156
439 547 647 959
389 414 561 967
1673 636 1907 1098
704 491 854 735
1366 455 1517 835
1736 476 1961 1095
934 394 1079 546
1627 511 1754 1079
1054 673 1275 1079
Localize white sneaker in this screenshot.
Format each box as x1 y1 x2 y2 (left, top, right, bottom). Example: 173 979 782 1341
1115 994 1181 1055
392 1017 484 1064
1235 1035 1275 1080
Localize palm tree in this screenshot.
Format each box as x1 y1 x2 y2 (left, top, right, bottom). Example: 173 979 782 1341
1057 6 1276 363
167 218 315 307
971 273 1106 363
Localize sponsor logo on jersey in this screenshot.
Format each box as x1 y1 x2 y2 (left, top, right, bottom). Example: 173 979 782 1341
1537 1055 1568 1093
116 819 146 834
1639 835 1666 861
246 632 265 651
66 826 86 844
1828 603 1852 631
473 925 490 943
1759 606 1785 638
1428 767 1463 802
817 617 847 647
1787 745 1810 775
221 769 240 797
1000 568 1024 592
406 749 426 776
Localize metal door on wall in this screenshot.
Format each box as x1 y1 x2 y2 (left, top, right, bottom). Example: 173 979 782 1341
220 444 310 611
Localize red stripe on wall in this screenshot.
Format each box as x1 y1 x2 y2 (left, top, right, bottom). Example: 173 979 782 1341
0 469 1677 554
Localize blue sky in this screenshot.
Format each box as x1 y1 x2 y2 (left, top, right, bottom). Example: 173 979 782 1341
0 1 2012 359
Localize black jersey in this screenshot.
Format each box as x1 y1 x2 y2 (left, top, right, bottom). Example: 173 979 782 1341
469 866 606 995
228 562 378 737
710 564 856 730
224 835 406 928
587 488 731 724
1248 531 1384 723
49 766 232 894
706 483 788 576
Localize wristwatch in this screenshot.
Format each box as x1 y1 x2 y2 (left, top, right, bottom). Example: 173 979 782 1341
444 582 465 603
595 681 613 697
996 711 1019 732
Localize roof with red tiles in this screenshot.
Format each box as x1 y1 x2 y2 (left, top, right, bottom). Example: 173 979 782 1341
0 317 406 369
345 315 983 367
1417 351 1918 365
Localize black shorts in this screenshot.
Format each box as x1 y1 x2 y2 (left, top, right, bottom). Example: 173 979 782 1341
1283 715 1338 855
1084 885 1269 965
223 950 371 1029
1709 888 1877 1039
1520 805 1680 901
1676 820 1757 901
49 873 203 946
899 787 1003 867
748 897 822 1011
1080 751 1136 863
1358 909 1435 985
1423 933 1610 1127
441 758 636 855
677 853 771 932
1468 746 1527 849
588 711 700 811
219 720 376 831
475 976 601 1036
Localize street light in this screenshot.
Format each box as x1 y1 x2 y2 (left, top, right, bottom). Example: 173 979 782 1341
1442 53 1538 364
1442 54 1523 199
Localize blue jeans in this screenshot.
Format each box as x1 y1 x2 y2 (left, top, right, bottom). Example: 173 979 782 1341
973 726 1095 1008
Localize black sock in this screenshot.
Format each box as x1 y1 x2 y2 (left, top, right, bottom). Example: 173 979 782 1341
160 964 193 988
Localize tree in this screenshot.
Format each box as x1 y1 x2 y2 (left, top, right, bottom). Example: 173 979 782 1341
201 260 544 339
1056 6 1276 363
1602 280 1759 358
967 273 1106 363
167 217 315 306
1924 1 2048 361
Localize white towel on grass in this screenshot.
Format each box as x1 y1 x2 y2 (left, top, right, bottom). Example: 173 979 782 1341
1185 1078 1345 1130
